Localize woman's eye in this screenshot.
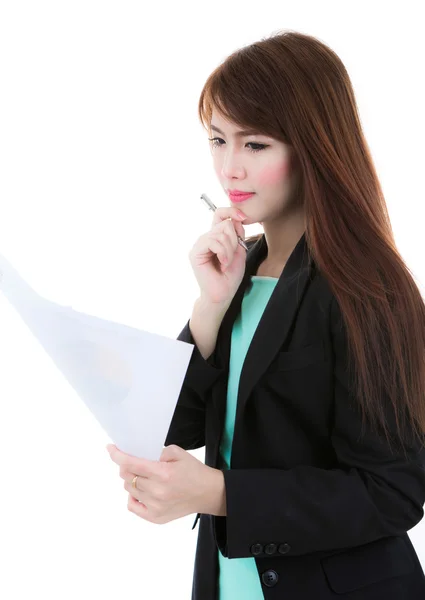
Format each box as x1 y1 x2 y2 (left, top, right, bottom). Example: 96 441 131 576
207 137 268 153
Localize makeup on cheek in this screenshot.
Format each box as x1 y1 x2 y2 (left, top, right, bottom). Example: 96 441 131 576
258 161 290 185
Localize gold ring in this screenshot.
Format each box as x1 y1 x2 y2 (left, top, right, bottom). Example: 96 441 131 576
132 475 138 489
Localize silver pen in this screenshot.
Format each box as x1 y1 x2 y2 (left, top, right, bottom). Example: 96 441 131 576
200 193 249 251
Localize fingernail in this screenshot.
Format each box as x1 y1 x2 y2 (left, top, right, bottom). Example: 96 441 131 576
237 210 247 220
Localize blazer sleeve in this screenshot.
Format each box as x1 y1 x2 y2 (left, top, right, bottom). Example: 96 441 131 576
213 295 425 558
163 318 226 451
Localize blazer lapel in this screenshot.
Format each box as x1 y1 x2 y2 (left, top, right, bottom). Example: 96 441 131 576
213 230 315 435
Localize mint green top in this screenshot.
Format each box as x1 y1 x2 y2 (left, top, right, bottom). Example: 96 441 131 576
217 275 279 600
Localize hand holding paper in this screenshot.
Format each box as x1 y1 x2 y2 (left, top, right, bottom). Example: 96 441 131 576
106 443 226 523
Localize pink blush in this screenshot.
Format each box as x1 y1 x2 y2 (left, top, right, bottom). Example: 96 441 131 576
258 161 290 185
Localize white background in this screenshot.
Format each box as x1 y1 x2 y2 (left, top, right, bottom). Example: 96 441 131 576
0 1 424 598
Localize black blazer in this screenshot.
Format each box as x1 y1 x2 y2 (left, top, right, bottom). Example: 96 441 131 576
165 231 425 600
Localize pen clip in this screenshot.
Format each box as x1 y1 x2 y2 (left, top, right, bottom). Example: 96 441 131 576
200 193 217 211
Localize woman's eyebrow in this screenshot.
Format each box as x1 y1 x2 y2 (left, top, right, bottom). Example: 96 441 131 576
210 124 264 137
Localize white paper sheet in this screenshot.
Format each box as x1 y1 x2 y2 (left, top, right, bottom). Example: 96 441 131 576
0 253 194 460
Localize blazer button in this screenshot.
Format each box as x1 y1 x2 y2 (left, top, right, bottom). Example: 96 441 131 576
261 570 279 587
250 543 263 555
278 543 291 554
264 543 277 555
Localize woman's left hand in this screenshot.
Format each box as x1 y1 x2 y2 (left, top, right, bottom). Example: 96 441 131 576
106 443 222 524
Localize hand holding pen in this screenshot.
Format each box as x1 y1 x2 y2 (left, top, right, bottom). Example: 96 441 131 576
201 193 249 251
187 194 249 306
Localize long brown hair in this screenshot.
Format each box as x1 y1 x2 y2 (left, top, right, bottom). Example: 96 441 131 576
197 30 425 455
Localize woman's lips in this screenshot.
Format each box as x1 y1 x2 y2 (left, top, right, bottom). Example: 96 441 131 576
228 192 255 203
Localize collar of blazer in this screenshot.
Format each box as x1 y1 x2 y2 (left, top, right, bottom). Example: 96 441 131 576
213 230 316 420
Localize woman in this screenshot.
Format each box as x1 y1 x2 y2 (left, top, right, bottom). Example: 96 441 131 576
165 31 425 599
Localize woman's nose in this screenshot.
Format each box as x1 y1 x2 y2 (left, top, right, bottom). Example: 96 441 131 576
221 155 246 178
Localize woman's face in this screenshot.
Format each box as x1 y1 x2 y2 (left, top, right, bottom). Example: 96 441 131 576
208 109 301 224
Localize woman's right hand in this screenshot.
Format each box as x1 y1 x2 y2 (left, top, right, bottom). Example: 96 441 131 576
189 207 248 306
